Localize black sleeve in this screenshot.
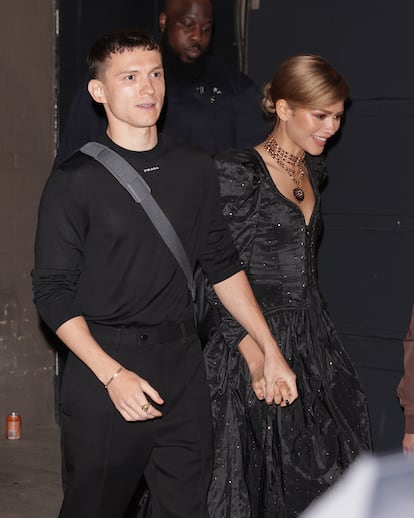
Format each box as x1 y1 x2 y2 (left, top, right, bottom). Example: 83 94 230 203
215 148 262 270
197 159 242 285
205 149 262 349
32 161 89 331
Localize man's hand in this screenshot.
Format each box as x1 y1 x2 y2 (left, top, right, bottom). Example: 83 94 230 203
213 271 298 405
239 335 296 406
402 432 414 455
107 368 164 421
55 316 164 421
263 350 298 407
249 356 298 407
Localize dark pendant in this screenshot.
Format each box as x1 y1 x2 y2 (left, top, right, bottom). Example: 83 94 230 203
293 187 305 202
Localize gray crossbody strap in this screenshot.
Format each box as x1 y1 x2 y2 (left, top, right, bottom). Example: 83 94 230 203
80 141 195 299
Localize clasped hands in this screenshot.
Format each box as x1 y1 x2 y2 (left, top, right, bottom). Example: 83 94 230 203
106 353 297 420
250 351 298 407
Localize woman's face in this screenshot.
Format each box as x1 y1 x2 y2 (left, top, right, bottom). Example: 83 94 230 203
285 100 345 156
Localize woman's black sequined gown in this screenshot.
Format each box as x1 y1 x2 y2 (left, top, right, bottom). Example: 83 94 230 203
204 148 372 518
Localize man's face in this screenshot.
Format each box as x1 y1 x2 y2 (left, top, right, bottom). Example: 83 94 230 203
89 47 165 132
160 0 213 64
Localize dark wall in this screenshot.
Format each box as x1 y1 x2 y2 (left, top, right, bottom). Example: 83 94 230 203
248 0 414 452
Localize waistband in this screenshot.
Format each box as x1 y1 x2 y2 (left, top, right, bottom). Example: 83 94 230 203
87 319 197 347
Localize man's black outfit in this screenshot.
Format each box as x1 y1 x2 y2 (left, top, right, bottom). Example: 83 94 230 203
54 56 269 167
32 134 242 517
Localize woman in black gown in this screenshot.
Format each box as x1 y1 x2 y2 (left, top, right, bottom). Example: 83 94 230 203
204 54 372 517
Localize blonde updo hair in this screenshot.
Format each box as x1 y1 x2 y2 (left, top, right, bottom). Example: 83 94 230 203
262 54 349 124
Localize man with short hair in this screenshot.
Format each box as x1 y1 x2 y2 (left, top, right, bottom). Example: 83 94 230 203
33 29 296 518
53 0 268 167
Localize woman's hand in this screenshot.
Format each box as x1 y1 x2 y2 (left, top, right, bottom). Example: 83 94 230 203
249 361 266 401
238 334 297 406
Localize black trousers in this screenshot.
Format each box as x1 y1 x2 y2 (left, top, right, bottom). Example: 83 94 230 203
58 321 213 518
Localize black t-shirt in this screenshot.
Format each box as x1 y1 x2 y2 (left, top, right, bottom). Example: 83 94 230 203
33 133 241 331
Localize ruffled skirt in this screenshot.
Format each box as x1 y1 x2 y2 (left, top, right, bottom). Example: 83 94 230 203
204 297 372 518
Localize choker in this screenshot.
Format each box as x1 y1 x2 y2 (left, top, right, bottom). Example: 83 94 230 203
263 135 306 202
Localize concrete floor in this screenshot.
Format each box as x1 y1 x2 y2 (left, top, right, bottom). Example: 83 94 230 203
0 425 62 518
2 424 414 518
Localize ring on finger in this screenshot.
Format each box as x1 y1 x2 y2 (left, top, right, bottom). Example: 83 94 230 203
141 403 150 413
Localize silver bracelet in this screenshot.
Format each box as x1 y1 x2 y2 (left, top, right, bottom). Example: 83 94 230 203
104 367 123 389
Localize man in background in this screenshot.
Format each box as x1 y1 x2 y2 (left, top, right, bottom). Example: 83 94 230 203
54 0 268 166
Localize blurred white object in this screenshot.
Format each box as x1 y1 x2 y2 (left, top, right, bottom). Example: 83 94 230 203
302 452 414 518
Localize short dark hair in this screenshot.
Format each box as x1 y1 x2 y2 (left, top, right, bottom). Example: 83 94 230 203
87 29 160 79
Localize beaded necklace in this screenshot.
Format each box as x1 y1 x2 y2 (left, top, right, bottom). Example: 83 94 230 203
263 135 306 202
